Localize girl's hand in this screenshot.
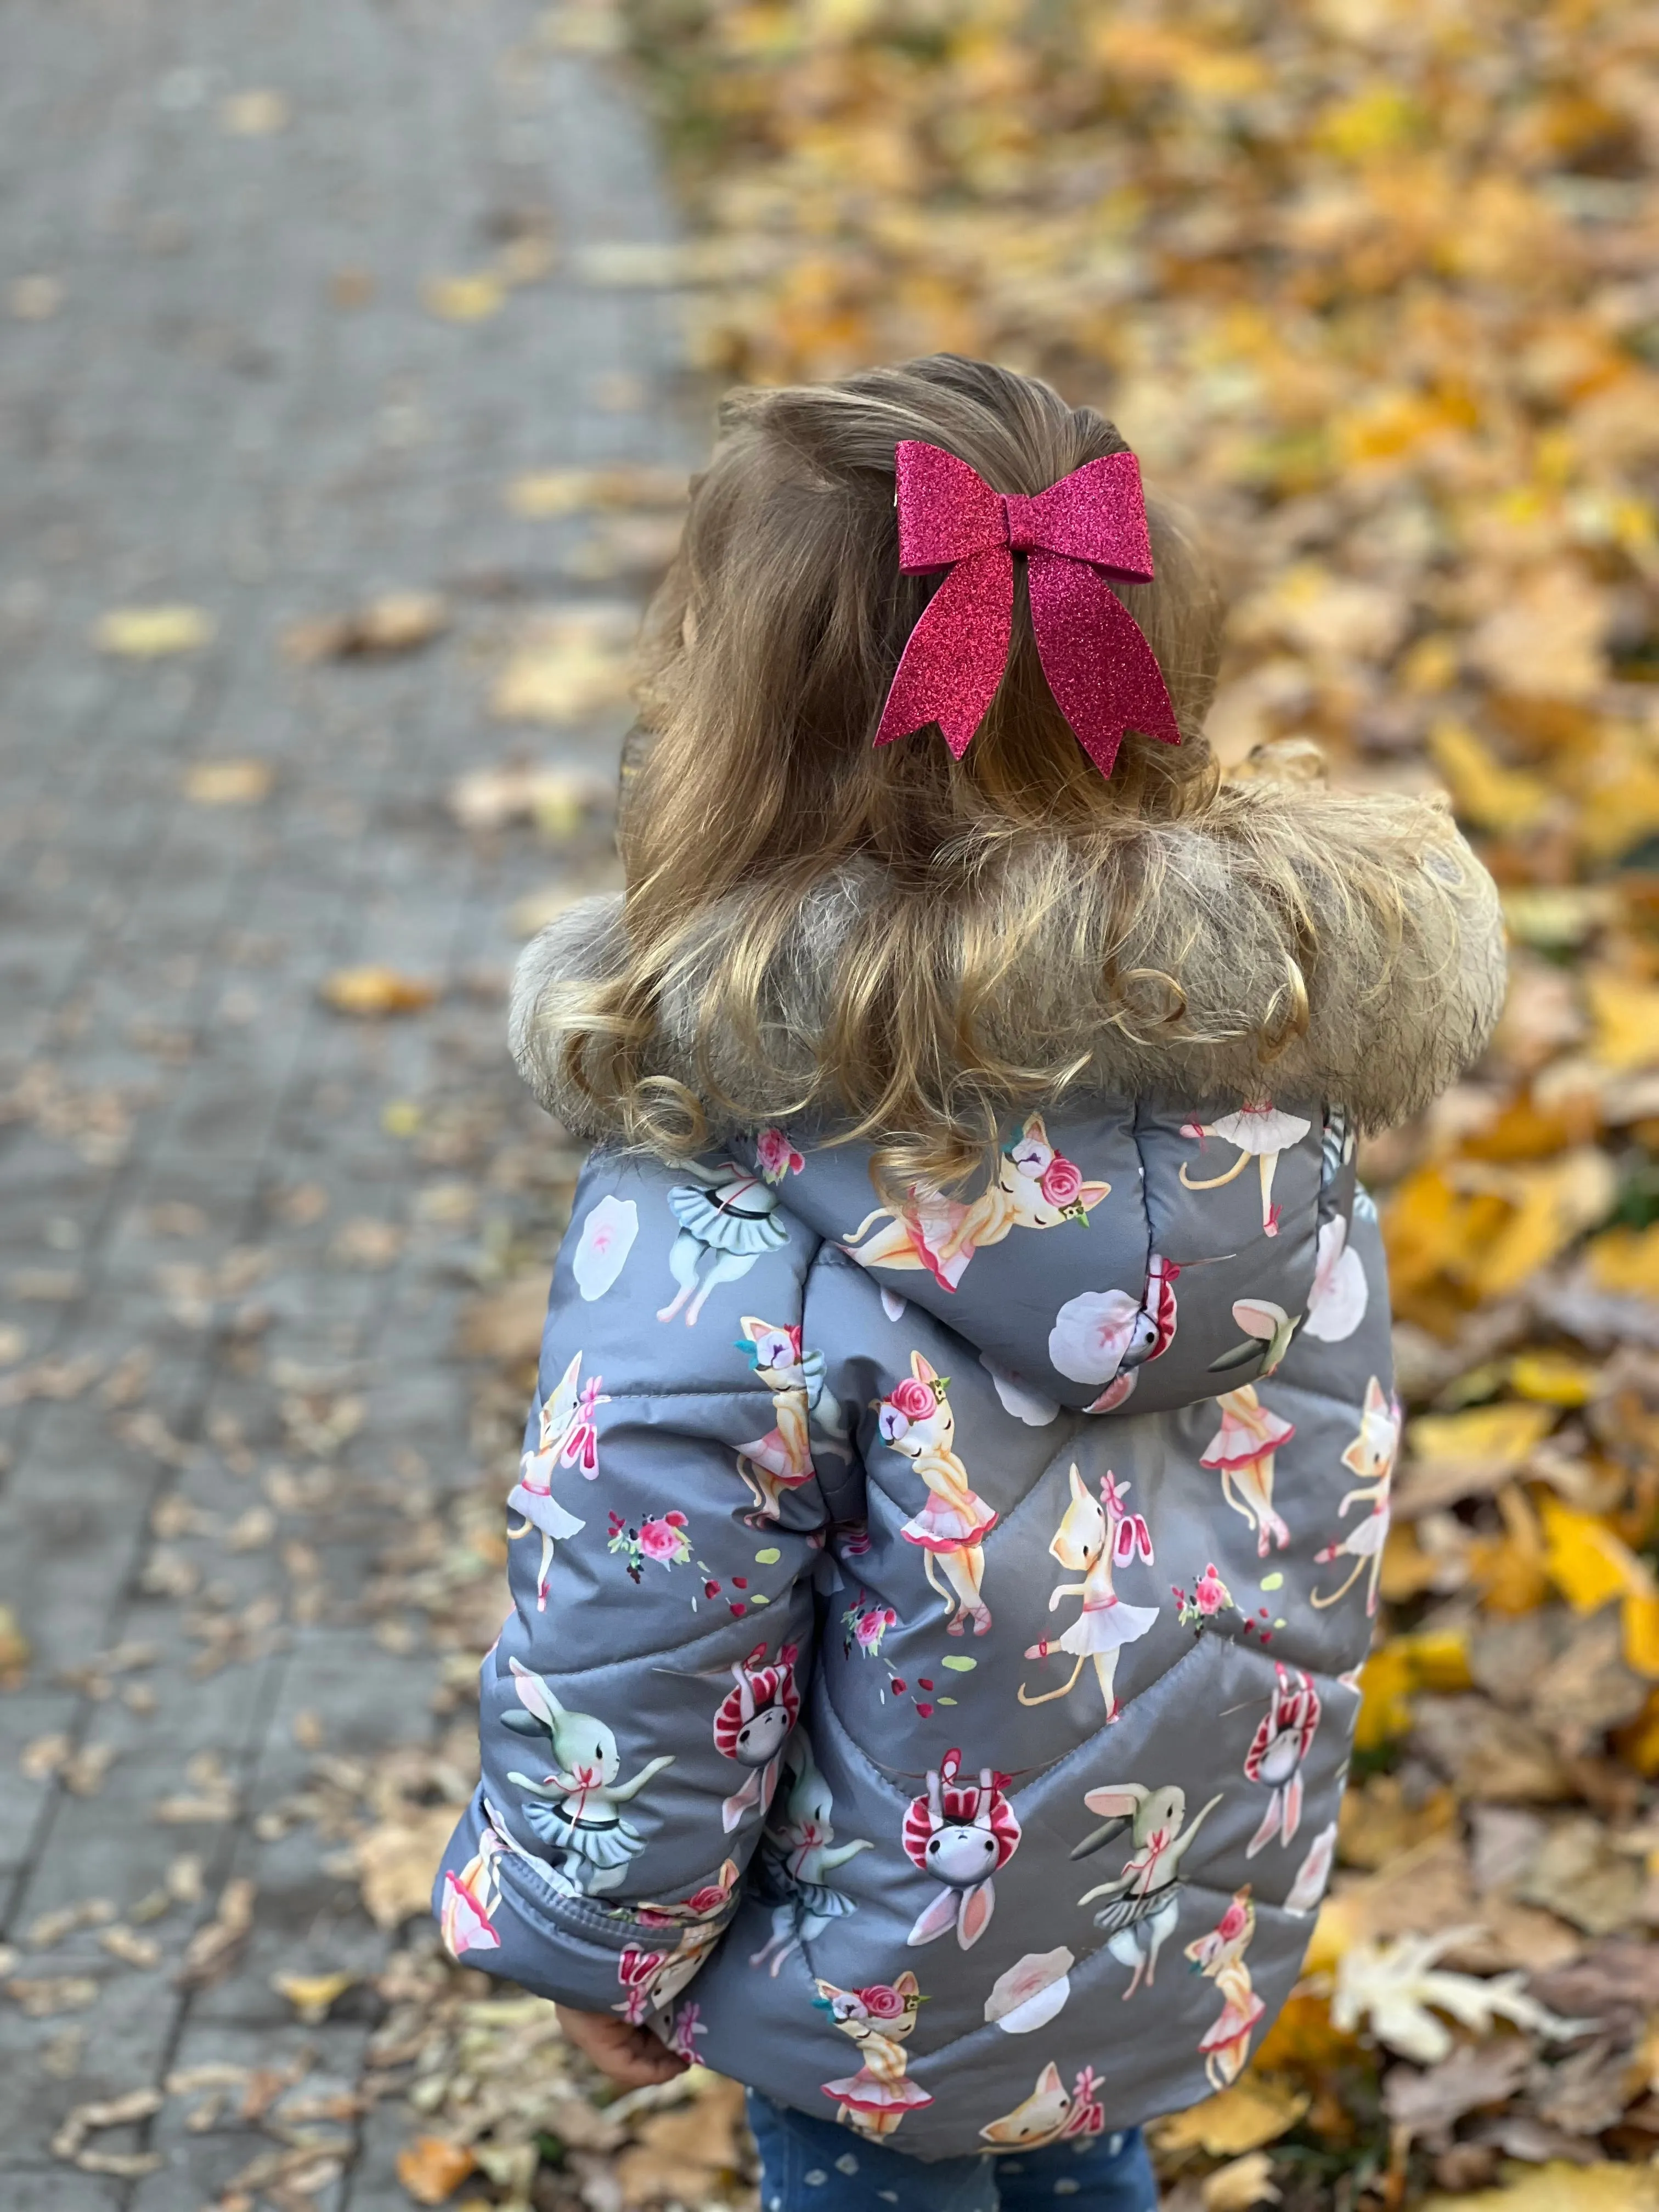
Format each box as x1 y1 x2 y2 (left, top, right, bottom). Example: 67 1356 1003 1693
556 2004 689 2088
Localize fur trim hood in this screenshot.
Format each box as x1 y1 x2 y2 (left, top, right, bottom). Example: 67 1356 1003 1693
512 781 1505 1143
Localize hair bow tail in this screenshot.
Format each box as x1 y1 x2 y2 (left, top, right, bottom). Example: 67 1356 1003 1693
873 546 1013 758
1027 552 1182 778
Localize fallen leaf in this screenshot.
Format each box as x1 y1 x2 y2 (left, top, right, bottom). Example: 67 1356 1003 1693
458 1272 550 1363
1384 2038 1533 2143
1398 1403 1556 1517
424 273 505 322
1201 2151 1282 2211
221 89 289 136
1428 718 1553 837
319 968 438 1017
272 1970 357 2024
7 1976 99 2017
489 607 636 724
395 2136 478 2204
1331 1927 1589 2063
447 761 614 834
1419 2163 1659 2210
94 605 214 657
1152 2074 1309 2155
0 1605 32 1689
183 759 274 805
505 465 687 516
1539 1496 1650 1615
357 1807 454 1930
176 1878 256 1988
283 592 448 662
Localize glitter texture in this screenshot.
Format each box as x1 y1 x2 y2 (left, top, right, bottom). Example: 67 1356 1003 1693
873 441 1181 777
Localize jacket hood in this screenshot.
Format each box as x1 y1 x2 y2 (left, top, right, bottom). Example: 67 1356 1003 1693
510 782 1505 1147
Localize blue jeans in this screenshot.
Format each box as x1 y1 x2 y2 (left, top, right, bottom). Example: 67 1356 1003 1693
746 2091 1159 2212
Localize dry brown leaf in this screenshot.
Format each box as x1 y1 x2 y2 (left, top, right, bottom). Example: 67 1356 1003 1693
505 465 687 515
1201 2151 1282 2211
394 2135 478 2204
283 591 448 663
176 1877 256 1988
182 758 273 805
457 1271 550 1363
319 967 438 1018
356 1807 455 1930
489 608 636 725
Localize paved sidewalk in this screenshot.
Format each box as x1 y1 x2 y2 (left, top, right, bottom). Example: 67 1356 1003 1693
0 4 693 2205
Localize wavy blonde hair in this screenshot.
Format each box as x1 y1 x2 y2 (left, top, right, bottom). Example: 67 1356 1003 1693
557 354 1244 1186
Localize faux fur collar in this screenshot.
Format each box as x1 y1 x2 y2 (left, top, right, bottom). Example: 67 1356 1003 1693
511 783 1505 1146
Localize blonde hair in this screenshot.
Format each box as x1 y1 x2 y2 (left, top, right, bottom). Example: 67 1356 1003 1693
555 354 1246 1188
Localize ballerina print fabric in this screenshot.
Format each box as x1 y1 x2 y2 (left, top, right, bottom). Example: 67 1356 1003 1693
436 1099 1392 2159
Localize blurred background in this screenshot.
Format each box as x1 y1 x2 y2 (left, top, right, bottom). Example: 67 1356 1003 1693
3 3 1659 2209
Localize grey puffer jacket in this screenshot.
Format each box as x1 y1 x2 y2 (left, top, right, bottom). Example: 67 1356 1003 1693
436 796 1504 2159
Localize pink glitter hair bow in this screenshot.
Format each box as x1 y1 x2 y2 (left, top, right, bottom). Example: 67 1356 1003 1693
874 440 1181 777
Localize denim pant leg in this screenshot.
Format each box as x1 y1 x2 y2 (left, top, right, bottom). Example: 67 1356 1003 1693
992 2125 1159 2212
746 2091 999 2212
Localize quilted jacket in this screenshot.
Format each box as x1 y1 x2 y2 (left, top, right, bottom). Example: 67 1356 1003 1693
436 793 1504 2159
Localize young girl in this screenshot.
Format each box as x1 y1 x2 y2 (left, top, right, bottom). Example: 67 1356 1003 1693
437 357 1504 2211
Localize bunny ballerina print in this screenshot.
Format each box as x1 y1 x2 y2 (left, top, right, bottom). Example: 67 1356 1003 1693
500 1659 674 1896
750 1734 874 1976
843 1113 1109 1291
1019 1468 1157 1718
1072 1781 1222 1997
1181 1103 1313 1238
878 1353 996 1635
713 1641 800 1832
816 1973 933 2138
657 1128 803 1328
902 1746 1022 1949
506 1351 602 1612
1186 1887 1265 2090
1244 1662 1322 1857
1201 1386 1295 1556
1312 1379 1400 1617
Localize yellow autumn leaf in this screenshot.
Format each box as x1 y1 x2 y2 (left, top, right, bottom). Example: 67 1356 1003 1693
1353 1640 1417 1753
272 1969 357 2023
1419 2162 1659 2212
1427 717 1551 837
94 604 215 657
1539 1493 1651 1614
1587 969 1659 1073
1466 1150 1616 1297
423 272 505 322
1623 1592 1659 1680
1407 1402 1555 1483
1508 1348 1600 1405
1587 1223 1659 1298
1151 2074 1308 2157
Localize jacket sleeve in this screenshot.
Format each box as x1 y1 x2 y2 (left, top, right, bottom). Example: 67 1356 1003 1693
433 1138 840 2034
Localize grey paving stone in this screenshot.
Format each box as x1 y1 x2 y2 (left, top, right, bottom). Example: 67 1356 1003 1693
0 1 695 2201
